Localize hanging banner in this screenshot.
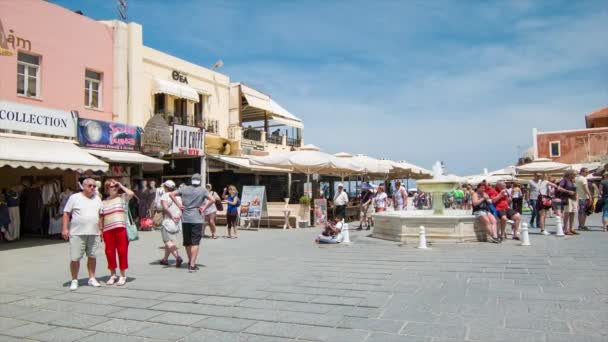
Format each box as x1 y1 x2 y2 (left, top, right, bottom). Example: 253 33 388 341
314 198 328 227
240 185 267 219
172 124 204 156
78 118 141 151
0 100 77 137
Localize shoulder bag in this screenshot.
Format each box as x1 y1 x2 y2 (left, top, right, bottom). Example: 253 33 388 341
213 192 224 211
125 202 139 241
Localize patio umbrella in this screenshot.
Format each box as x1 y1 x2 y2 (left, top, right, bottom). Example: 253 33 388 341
516 158 571 175
396 160 433 180
250 150 363 182
379 159 412 179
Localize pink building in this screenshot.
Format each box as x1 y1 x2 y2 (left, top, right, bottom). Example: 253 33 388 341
0 0 114 121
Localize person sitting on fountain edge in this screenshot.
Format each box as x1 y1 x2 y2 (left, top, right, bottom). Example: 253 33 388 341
491 181 521 241
315 217 344 244
472 183 500 243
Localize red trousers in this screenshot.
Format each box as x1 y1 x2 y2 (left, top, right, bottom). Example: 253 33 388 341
103 227 129 270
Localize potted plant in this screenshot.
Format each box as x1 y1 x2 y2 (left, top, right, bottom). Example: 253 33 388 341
298 195 311 227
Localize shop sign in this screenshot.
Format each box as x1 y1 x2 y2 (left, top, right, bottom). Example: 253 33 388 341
78 118 142 151
142 114 172 155
172 70 188 84
172 124 204 156
0 100 76 137
0 18 32 56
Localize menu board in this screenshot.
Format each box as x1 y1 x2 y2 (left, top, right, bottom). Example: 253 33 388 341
240 186 267 219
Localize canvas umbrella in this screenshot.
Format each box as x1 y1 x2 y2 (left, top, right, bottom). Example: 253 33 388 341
250 150 363 182
396 160 433 180
516 158 571 176
335 154 391 178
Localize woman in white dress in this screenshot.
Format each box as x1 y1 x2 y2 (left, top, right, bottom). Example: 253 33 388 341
159 180 183 268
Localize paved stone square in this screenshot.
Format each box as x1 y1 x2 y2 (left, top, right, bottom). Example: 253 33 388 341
0 213 607 341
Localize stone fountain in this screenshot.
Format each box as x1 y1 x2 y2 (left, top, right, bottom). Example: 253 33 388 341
372 162 485 244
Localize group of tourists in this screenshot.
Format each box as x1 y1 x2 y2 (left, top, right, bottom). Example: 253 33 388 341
527 168 607 234
61 173 243 290
472 167 608 244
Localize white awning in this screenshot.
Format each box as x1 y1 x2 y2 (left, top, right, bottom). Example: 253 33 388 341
241 84 304 128
85 149 168 165
212 155 290 173
0 134 108 172
153 78 200 103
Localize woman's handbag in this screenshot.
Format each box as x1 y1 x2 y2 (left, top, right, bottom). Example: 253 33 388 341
152 210 164 227
541 197 552 208
214 192 224 211
140 217 153 229
126 205 139 242
594 198 604 214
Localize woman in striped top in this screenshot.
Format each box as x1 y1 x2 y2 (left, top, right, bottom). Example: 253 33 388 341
100 179 134 286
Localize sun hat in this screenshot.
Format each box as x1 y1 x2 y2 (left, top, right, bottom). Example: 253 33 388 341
163 180 176 189
338 183 344 187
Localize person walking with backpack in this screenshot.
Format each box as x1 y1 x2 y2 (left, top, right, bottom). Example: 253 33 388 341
159 180 183 267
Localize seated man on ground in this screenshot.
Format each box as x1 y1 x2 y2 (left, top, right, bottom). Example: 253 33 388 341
315 217 344 244
491 181 521 240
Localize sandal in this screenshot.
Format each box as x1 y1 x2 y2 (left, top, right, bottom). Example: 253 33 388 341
106 275 117 285
211 236 218 239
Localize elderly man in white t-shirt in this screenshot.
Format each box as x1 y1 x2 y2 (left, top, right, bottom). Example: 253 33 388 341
62 178 103 291
333 183 349 220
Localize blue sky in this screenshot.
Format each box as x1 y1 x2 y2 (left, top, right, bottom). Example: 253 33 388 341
53 0 607 175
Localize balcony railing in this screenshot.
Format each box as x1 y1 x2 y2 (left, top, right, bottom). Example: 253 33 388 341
266 134 282 145
204 119 219 134
286 137 301 147
243 129 262 141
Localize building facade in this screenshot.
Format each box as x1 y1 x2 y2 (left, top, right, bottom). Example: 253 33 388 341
534 106 608 164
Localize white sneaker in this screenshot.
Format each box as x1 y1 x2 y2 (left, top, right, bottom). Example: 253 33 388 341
69 279 78 291
88 278 101 287
541 230 551 236
507 220 515 225
116 277 127 286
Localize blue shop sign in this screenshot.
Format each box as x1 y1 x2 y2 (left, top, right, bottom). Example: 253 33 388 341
78 118 142 151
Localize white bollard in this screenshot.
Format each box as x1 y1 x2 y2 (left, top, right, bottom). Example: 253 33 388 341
418 225 428 249
341 220 351 244
555 216 565 237
521 223 531 246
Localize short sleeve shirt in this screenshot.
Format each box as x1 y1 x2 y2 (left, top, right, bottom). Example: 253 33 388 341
176 186 209 223
490 188 509 211
64 192 102 236
575 175 589 199
528 179 541 199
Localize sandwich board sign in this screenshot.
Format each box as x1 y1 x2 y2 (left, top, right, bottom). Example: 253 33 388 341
240 186 267 229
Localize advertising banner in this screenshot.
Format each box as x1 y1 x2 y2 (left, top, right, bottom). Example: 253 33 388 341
78 118 142 151
172 124 204 156
240 186 267 219
314 198 328 227
0 100 77 137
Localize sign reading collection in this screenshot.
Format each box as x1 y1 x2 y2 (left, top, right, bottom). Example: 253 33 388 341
172 124 204 156
0 100 76 137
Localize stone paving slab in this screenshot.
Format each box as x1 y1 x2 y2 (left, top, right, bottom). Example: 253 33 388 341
0 213 606 341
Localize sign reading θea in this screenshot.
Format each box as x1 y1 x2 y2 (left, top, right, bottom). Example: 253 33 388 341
172 70 188 84
0 100 76 137
172 124 204 156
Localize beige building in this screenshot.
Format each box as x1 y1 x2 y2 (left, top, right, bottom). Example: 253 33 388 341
104 21 234 157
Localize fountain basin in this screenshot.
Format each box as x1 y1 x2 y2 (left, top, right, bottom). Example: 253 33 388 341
372 210 487 244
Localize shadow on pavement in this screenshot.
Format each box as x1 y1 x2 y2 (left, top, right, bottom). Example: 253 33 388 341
0 237 66 251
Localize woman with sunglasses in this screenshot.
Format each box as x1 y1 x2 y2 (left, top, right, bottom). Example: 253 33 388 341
100 179 134 286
